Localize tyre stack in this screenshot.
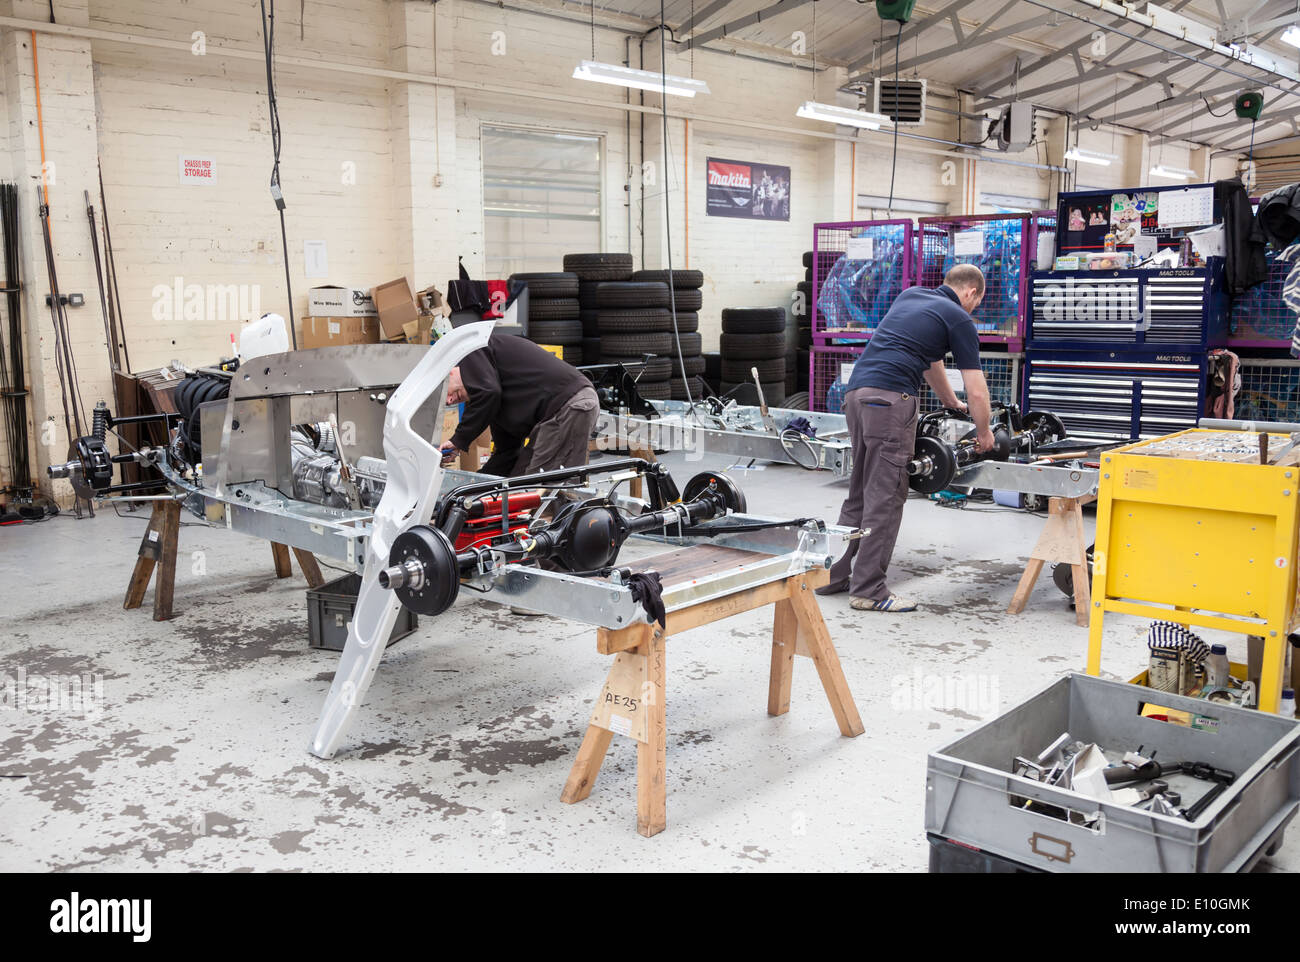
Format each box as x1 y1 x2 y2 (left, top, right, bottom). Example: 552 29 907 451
590 280 674 401
632 269 705 401
509 271 583 365
719 307 787 406
563 252 635 365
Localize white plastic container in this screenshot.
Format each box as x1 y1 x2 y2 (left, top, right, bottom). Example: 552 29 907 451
240 312 290 360
1280 689 1296 720
1207 644 1230 688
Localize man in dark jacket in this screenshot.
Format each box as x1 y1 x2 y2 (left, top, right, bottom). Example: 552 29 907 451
442 330 599 475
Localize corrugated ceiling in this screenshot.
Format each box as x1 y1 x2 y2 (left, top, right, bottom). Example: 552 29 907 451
580 0 1300 151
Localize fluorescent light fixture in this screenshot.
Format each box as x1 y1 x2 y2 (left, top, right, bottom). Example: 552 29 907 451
1064 147 1117 167
857 193 947 215
1284 24 1300 47
572 60 709 97
980 192 1049 211
797 101 891 130
1149 164 1195 180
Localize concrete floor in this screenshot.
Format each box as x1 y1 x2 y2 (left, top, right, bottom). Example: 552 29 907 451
1 450 1295 872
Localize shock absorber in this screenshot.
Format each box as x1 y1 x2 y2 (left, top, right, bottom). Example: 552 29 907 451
91 400 109 442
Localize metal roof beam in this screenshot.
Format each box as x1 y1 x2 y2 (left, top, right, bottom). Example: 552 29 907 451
978 49 1175 109
971 0 1198 97
685 0 817 48
846 0 982 72
847 12 1059 84
678 0 734 37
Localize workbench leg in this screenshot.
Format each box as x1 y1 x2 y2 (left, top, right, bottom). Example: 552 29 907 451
1007 559 1045 615
1070 561 1091 628
1007 497 1089 624
628 445 656 501
768 598 799 717
787 582 865 737
292 548 326 589
123 501 165 610
270 542 292 579
152 501 180 622
636 632 668 838
561 726 614 804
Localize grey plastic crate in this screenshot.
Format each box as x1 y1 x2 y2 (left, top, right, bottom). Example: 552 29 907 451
307 573 417 652
927 673 1300 873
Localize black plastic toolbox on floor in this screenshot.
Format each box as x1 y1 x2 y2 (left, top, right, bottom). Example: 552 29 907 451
307 573 417 651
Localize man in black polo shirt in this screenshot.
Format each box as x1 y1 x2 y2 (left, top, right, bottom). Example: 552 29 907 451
442 330 599 476
819 264 994 613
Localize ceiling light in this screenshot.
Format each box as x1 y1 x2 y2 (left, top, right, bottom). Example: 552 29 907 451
796 101 891 130
572 60 709 97
1283 24 1300 47
1064 147 1117 166
1149 164 1195 180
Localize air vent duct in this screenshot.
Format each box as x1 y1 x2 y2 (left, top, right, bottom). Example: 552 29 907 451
874 78 925 125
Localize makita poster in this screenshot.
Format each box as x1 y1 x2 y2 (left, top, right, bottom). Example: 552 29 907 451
706 158 790 221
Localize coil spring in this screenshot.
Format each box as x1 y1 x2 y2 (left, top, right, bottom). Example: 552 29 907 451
92 401 109 442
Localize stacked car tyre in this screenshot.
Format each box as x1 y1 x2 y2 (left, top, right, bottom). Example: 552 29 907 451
592 280 674 400
565 252 634 364
509 271 583 365
718 307 787 406
632 269 705 400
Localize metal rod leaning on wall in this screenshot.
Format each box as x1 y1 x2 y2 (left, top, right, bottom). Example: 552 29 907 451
98 167 131 372
0 183 33 497
36 184 92 518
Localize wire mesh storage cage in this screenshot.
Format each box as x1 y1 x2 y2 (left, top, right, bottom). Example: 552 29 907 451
812 345 1022 415
1236 358 1300 423
811 219 915 339
1230 248 1295 347
918 211 1056 344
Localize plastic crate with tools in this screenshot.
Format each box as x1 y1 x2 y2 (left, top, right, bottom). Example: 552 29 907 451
811 343 1021 415
809 219 916 341
918 211 1056 349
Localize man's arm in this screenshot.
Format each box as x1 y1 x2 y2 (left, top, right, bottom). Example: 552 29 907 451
449 351 502 451
960 369 995 452
922 360 966 412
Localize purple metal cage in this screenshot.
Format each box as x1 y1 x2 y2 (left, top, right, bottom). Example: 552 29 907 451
917 210 1056 349
810 219 916 340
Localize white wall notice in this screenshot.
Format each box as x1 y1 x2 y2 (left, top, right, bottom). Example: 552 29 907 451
304 240 329 279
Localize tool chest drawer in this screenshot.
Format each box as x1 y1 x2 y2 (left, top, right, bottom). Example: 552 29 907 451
1022 351 1205 444
1028 267 1228 350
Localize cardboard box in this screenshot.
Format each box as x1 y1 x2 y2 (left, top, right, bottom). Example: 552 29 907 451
416 284 450 318
373 277 420 339
300 315 382 349
308 285 376 317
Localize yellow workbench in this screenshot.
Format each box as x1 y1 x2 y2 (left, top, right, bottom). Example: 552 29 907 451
1086 429 1299 713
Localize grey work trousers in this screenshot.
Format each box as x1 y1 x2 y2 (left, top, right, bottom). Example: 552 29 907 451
827 386 918 600
510 385 600 476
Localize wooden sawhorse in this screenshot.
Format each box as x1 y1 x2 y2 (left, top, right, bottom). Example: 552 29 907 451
123 499 327 621
561 550 863 837
1006 495 1094 627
